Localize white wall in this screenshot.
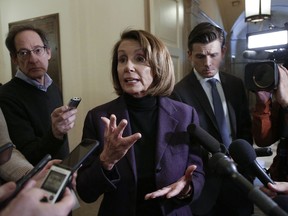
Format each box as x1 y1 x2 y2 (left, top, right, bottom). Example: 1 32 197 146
0 0 146 149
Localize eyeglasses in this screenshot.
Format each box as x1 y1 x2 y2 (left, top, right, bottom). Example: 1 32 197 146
16 46 47 59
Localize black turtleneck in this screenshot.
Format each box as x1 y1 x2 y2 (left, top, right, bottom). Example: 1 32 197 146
124 93 161 215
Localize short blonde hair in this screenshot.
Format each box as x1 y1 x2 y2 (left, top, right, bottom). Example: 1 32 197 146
111 29 175 96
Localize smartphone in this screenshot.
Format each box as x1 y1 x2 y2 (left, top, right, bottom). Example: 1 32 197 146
40 139 99 203
0 142 13 165
67 97 81 110
60 138 99 172
0 154 52 209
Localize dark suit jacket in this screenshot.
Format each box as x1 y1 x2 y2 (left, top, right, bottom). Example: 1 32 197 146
76 96 205 216
171 71 252 145
171 71 253 215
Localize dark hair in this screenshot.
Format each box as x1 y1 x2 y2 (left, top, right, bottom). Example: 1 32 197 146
188 22 225 52
5 25 49 57
111 29 175 96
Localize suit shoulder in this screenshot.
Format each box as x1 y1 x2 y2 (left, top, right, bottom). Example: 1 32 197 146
221 72 245 89
172 73 194 97
174 73 193 87
221 72 243 82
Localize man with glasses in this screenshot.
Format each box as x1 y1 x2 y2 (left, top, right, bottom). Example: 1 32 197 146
0 25 78 166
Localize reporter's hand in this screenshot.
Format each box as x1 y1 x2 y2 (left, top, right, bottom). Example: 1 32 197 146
33 159 77 191
0 182 16 202
144 165 196 200
70 171 77 191
0 180 75 216
260 181 288 199
51 106 77 140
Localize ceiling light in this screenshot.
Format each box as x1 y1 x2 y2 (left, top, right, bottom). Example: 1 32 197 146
245 0 271 23
247 29 288 50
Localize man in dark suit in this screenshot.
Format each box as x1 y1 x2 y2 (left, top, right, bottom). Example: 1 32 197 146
171 22 254 216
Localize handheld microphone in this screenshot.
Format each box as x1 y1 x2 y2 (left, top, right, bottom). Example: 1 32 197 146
229 139 274 187
187 123 221 154
209 152 288 216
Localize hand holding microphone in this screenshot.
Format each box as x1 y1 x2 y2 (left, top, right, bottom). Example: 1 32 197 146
209 152 288 216
188 124 287 215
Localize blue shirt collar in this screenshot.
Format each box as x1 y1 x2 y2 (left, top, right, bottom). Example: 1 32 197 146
15 69 53 92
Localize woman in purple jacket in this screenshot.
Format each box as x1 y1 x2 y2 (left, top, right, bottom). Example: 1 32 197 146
76 29 205 216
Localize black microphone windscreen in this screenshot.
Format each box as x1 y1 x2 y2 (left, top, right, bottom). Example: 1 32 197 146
229 139 256 166
230 139 275 187
209 152 238 176
187 123 220 154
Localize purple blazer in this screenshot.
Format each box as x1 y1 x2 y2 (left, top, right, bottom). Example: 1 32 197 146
76 96 205 216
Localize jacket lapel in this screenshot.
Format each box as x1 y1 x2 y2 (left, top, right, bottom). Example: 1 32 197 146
154 97 178 167
107 96 137 182
189 72 219 130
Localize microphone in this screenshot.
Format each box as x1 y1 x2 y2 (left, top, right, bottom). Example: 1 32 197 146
243 50 271 60
209 152 288 216
187 123 221 154
229 139 274 187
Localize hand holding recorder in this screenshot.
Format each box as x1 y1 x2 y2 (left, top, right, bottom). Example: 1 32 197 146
0 144 76 215
51 97 81 140
0 180 75 216
40 138 99 203
67 97 81 110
